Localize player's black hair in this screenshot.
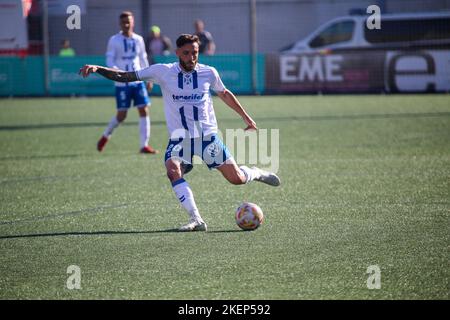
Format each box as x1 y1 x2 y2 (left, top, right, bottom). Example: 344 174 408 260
119 11 133 19
176 34 201 48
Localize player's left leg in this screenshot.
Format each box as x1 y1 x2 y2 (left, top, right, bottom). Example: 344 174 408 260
165 155 206 232
136 105 158 154
133 82 158 154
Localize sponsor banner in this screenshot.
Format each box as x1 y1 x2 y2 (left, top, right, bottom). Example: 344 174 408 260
1 52 448 96
266 50 450 93
0 57 44 96
0 55 265 96
385 50 450 93
49 56 113 95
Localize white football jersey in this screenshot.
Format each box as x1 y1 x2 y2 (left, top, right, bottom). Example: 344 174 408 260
136 62 226 138
106 32 149 86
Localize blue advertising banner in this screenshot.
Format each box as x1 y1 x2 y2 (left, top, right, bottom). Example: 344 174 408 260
0 55 264 97
0 57 45 96
49 56 114 95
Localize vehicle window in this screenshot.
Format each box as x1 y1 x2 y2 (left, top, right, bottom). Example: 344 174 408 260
365 18 450 43
309 21 355 48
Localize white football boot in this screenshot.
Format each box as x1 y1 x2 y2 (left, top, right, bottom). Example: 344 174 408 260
178 219 208 232
253 167 281 186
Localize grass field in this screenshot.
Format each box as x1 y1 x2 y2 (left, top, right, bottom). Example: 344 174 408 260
0 94 449 300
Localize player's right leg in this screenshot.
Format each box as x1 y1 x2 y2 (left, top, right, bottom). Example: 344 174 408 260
165 140 206 232
217 159 281 187
97 86 131 152
200 135 281 187
97 110 128 151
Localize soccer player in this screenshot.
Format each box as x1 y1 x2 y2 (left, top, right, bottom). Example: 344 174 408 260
98 11 158 154
79 34 281 232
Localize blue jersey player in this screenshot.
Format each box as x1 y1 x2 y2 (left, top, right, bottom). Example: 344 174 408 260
98 11 158 154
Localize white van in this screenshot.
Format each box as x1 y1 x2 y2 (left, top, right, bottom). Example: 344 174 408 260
283 12 450 54
0 0 29 55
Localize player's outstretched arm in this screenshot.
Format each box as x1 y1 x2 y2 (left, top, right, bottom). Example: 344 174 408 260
79 65 138 82
217 89 258 131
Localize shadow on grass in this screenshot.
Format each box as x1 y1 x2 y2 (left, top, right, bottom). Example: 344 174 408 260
0 154 91 162
1 111 449 132
0 204 131 226
0 121 166 131
0 151 156 161
0 229 179 239
208 230 246 233
0 228 244 239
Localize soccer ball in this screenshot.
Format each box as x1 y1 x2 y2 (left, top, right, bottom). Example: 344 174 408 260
235 202 264 231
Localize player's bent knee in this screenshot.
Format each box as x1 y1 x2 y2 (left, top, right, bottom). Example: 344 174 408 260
230 179 244 185
117 114 127 122
218 163 247 185
138 107 148 117
166 170 178 181
227 173 246 185
166 166 182 182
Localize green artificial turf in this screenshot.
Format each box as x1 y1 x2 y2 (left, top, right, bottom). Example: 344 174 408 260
0 94 448 299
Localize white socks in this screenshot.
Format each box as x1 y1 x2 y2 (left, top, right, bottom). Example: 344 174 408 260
102 115 150 148
139 116 150 148
172 178 204 223
239 165 261 183
103 116 120 138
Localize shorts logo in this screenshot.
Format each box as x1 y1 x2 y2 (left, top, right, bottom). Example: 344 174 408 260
172 144 182 153
206 142 221 157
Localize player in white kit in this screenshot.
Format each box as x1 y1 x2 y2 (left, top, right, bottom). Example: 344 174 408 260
80 34 280 231
98 11 158 154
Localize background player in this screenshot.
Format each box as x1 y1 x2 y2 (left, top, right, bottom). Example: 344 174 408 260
79 34 280 232
98 11 158 154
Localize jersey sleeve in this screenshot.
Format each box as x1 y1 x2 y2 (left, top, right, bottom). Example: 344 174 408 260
135 64 167 84
138 36 149 69
105 37 117 69
210 67 226 93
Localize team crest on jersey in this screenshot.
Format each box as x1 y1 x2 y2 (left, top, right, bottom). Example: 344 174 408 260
183 74 192 86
